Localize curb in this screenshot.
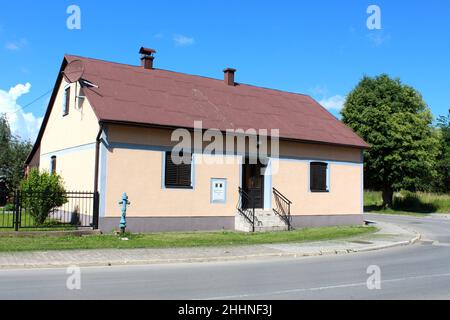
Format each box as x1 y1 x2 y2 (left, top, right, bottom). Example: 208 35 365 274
351 232 421 253
0 232 421 270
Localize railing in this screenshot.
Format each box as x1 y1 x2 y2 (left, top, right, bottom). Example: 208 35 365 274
273 188 293 231
237 187 256 232
0 190 99 231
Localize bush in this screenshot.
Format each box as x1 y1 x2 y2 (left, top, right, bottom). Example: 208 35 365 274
20 169 68 225
3 203 14 211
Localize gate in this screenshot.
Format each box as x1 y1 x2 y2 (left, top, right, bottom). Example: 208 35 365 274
0 191 99 231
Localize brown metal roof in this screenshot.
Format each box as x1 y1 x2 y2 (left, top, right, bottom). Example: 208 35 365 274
65 54 369 149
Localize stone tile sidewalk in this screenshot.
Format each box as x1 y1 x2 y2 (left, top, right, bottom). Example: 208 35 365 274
0 221 420 269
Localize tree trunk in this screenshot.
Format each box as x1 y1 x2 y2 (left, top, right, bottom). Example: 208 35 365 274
382 186 394 208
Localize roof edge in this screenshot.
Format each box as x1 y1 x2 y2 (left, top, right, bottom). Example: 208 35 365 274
100 119 370 150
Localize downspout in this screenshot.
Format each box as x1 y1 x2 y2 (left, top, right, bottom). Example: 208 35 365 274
94 123 104 193
93 123 104 229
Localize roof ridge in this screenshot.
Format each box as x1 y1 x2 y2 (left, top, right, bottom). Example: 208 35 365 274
64 53 313 99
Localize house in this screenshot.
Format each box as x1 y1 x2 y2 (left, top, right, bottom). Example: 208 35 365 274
25 47 369 233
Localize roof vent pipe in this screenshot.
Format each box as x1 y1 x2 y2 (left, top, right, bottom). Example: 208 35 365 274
223 68 236 86
139 47 156 69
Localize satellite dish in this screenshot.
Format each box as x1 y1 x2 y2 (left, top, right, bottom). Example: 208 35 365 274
63 60 85 83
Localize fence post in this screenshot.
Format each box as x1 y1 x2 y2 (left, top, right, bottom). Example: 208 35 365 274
14 191 20 231
252 195 255 233
93 192 100 230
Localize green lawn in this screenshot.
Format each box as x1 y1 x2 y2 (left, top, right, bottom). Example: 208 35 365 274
0 211 77 231
0 226 376 252
365 190 450 216
0 211 14 229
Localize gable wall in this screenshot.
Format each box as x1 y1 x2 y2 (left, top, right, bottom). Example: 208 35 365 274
39 79 99 191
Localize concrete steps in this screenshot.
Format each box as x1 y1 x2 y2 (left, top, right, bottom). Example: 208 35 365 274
235 209 289 232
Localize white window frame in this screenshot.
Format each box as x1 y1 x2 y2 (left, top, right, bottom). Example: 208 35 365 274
161 151 196 190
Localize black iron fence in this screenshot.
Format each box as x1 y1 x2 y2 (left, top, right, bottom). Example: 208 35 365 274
0 191 15 229
0 191 99 231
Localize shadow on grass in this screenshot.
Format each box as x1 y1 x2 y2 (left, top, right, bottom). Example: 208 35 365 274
365 192 438 214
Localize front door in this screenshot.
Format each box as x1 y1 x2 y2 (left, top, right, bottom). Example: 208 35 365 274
242 160 265 209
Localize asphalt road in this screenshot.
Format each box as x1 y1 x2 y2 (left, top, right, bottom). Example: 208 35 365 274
1 214 450 300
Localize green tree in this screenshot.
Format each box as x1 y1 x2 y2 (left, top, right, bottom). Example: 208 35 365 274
9 139 33 190
434 111 450 193
0 114 12 184
0 114 32 192
341 74 439 207
20 169 67 225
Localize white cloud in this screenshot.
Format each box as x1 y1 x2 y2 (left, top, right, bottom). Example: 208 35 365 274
0 83 43 142
309 85 329 97
5 42 19 50
319 95 346 111
367 31 390 47
5 38 27 51
173 34 195 47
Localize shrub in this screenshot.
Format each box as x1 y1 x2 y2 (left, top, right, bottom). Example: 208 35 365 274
3 203 14 211
20 169 68 225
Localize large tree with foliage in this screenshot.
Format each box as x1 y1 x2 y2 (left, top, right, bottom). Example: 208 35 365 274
341 74 439 207
0 114 33 193
433 111 450 193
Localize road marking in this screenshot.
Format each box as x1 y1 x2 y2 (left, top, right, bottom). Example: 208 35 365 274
203 272 450 300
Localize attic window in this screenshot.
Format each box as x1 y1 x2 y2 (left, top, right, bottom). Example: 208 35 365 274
63 86 70 116
50 156 57 175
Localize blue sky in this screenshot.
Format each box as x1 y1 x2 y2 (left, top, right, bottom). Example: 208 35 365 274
0 0 449 142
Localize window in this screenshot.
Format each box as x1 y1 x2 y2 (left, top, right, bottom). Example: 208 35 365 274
63 86 70 116
310 162 328 192
164 152 193 188
50 156 57 175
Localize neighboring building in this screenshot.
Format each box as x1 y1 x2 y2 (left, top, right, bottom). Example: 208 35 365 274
25 48 369 233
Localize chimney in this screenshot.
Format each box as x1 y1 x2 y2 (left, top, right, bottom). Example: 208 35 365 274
139 47 156 69
223 68 236 86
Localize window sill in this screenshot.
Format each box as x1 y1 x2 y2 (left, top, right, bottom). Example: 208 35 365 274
310 190 330 193
164 185 194 190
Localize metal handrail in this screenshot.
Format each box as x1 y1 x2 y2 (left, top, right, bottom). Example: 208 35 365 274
273 188 293 231
237 187 256 232
273 188 292 205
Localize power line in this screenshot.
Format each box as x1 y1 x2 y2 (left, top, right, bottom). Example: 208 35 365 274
7 88 53 115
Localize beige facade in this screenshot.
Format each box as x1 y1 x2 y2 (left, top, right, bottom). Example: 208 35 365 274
272 160 362 216
101 125 363 220
105 150 240 218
